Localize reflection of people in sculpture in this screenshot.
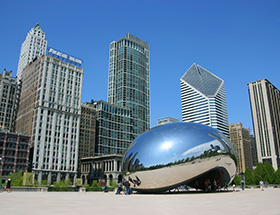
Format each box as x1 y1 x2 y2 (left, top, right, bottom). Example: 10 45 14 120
205 179 208 191
195 180 199 190
128 176 141 187
210 144 221 152
213 179 217 191
204 144 221 156
224 182 228 191
217 180 221 191
207 179 211 191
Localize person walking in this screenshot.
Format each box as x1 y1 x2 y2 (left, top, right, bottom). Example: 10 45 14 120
217 180 221 191
213 179 217 191
6 179 11 193
116 180 122 195
259 180 264 191
232 183 236 192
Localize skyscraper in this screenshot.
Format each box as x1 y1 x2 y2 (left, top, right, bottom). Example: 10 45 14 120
248 79 280 170
108 33 150 138
229 123 253 174
17 23 47 81
0 69 21 131
16 48 83 183
180 63 229 137
94 100 133 155
79 100 134 158
79 102 97 158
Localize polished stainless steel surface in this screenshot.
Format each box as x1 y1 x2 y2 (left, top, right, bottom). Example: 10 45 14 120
122 122 237 193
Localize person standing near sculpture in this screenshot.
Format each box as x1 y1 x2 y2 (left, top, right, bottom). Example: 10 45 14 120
241 179 245 190
259 180 264 191
125 180 131 195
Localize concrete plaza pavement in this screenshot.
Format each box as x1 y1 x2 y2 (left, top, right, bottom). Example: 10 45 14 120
0 187 279 215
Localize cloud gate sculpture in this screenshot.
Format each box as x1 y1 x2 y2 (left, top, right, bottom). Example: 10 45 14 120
122 122 237 193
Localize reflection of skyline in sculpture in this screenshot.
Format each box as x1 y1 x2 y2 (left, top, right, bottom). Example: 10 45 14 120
122 122 237 193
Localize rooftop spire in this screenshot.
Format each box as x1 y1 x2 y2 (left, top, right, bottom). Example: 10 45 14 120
34 23 44 32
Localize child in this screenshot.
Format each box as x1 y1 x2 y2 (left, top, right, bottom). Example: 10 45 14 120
232 183 236 192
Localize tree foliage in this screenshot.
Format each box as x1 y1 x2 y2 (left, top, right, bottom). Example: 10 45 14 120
40 180 50 187
253 163 272 184
238 162 280 185
53 179 72 188
110 179 117 188
244 168 254 185
91 180 100 188
8 171 23 186
273 168 280 184
233 175 241 185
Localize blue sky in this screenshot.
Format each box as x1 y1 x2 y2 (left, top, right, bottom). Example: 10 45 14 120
1 0 279 130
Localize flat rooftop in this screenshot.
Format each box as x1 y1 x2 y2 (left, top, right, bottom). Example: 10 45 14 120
1 187 279 215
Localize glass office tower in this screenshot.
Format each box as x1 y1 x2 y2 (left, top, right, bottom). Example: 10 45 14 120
180 63 229 137
108 33 150 138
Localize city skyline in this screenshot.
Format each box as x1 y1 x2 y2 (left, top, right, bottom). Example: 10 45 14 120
1 1 280 131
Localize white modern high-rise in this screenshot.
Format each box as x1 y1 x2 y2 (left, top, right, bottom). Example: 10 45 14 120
248 79 280 170
16 48 83 183
17 23 47 81
180 63 229 137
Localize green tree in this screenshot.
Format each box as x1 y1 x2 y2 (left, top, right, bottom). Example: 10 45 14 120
9 171 23 186
64 179 72 187
53 179 72 188
83 183 90 189
33 179 39 187
273 168 280 184
253 163 269 184
264 162 275 184
110 179 117 188
233 175 241 185
91 180 100 188
40 180 50 187
244 168 254 185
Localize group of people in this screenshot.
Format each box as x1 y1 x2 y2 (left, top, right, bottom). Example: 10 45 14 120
232 179 265 192
204 179 222 192
115 178 132 195
113 177 265 194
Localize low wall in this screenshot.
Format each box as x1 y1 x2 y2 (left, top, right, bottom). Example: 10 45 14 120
11 187 48 192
